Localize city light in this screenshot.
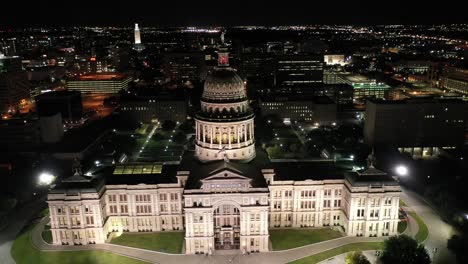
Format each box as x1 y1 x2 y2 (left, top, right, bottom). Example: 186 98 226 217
395 165 408 176
38 172 55 185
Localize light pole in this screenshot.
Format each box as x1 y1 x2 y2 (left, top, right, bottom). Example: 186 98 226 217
38 172 56 186
394 165 408 182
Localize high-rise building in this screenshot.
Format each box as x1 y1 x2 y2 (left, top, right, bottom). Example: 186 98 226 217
134 23 141 44
0 54 30 114
67 73 132 94
441 66 468 95
133 23 145 52
259 95 337 124
364 98 467 157
275 54 324 89
35 91 83 121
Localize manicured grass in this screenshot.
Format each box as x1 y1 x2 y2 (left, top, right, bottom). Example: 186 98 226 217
397 221 408 233
399 199 407 207
270 228 344 250
407 211 429 243
288 242 384 264
42 230 52 244
110 232 184 253
11 224 147 264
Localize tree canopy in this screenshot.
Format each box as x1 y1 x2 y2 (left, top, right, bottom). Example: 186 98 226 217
380 235 430 264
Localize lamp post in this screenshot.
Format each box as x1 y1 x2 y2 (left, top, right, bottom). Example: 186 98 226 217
394 165 408 182
38 172 55 186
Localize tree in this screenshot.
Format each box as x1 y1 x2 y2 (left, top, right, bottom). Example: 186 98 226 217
346 251 370 264
173 132 187 144
178 121 194 133
380 235 431 264
161 120 176 131
448 235 468 264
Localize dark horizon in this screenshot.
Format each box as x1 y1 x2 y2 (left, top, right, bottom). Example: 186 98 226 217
1 0 467 27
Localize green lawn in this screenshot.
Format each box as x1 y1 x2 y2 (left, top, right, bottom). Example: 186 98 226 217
397 221 408 233
270 228 344 250
110 232 184 253
11 224 147 264
42 230 52 244
288 242 384 264
408 211 429 243
399 199 407 207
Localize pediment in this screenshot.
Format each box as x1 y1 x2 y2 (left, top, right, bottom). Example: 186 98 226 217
202 168 250 182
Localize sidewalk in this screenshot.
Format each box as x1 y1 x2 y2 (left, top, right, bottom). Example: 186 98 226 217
32 217 384 264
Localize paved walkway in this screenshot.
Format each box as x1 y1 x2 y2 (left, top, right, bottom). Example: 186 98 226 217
0 197 46 264
400 187 458 263
317 250 378 264
402 208 418 238
32 217 384 264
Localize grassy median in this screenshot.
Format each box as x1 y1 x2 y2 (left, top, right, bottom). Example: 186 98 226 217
407 211 429 243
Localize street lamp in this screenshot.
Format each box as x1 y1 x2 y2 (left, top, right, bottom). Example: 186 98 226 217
395 165 408 176
38 172 55 186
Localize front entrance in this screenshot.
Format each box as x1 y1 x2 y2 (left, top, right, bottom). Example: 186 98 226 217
214 204 240 250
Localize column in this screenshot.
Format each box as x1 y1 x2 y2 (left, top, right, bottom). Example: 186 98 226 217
237 125 240 146
228 126 232 149
243 125 247 146
201 124 205 143
210 126 213 146
195 123 198 141
219 127 223 149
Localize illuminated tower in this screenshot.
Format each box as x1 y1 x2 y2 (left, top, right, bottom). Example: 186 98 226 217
134 23 141 44
133 23 145 52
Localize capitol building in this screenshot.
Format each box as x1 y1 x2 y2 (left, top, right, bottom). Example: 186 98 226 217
47 52 401 254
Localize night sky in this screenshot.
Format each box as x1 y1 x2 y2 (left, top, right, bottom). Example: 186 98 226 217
1 0 467 26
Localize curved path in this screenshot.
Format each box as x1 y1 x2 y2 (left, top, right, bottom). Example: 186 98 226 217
400 187 458 263
26 187 457 264
32 217 383 264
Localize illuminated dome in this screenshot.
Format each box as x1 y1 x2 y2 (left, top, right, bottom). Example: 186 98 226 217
194 50 255 163
202 68 246 102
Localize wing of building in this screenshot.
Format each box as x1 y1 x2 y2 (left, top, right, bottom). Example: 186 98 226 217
47 51 401 254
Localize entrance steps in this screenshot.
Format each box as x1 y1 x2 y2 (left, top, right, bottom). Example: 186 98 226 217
213 249 241 255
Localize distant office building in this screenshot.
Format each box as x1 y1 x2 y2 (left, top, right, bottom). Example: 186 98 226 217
324 55 348 66
36 91 83 121
441 66 468 95
39 113 64 144
260 95 337 124
325 72 390 100
0 117 41 151
0 39 16 56
364 98 467 157
120 95 187 123
0 54 30 113
161 52 206 82
67 73 132 94
275 54 324 89
239 53 275 79
392 60 430 74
